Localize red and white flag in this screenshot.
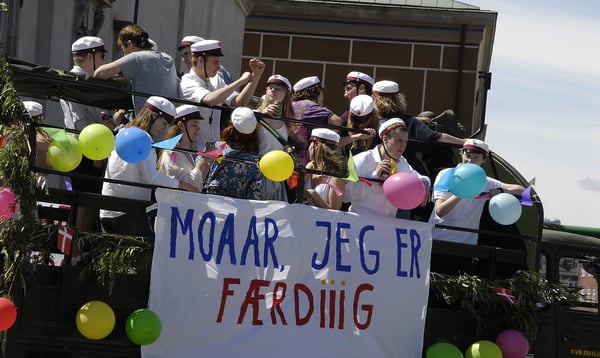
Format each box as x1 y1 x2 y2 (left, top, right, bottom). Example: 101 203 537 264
494 287 519 306
57 223 73 256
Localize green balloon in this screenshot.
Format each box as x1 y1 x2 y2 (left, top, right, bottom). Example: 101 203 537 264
125 308 162 345
48 135 82 172
465 340 502 358
427 342 464 358
79 123 115 160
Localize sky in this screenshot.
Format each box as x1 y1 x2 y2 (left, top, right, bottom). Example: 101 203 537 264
469 0 600 227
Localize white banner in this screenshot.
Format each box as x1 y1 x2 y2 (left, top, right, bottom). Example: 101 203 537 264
142 188 433 358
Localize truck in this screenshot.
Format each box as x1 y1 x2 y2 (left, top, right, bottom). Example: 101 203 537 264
1 57 600 358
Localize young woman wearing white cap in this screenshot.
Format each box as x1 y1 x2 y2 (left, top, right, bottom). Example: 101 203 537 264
23 101 52 170
372 80 466 174
304 128 346 210
203 107 262 200
157 105 211 192
255 74 298 201
339 94 378 155
100 97 199 237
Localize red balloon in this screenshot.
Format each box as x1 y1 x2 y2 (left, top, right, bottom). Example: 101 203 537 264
0 297 17 331
382 172 426 210
496 329 529 358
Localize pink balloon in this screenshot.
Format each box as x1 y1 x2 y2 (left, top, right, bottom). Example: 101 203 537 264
0 188 18 221
496 329 529 358
383 172 426 210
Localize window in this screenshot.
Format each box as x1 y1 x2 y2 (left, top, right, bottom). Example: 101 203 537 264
558 256 599 313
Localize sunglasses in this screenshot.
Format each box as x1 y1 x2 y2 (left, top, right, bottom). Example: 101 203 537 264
463 149 486 157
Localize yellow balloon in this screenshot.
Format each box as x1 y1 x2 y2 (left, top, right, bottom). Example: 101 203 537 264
79 123 115 160
259 150 294 182
47 135 82 172
75 300 115 340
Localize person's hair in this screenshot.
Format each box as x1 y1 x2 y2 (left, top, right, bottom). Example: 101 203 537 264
164 122 183 140
383 124 408 140
292 84 322 102
156 125 182 169
118 25 153 50
221 122 260 154
374 93 408 118
73 53 88 65
310 139 345 174
346 112 379 154
347 81 373 96
127 107 157 133
257 86 297 137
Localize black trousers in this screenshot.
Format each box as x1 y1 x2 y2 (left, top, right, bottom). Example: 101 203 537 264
100 213 154 238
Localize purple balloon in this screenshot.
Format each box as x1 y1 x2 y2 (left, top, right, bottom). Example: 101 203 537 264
496 329 529 358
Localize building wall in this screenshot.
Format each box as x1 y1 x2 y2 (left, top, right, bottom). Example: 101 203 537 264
3 0 250 125
2 0 250 189
244 0 497 135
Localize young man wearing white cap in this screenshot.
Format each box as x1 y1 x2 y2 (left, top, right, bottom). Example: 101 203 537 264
60 36 125 231
430 139 524 246
346 117 430 218
177 35 233 84
343 71 374 102
340 71 375 125
62 36 123 131
291 75 342 165
180 39 265 151
94 25 180 113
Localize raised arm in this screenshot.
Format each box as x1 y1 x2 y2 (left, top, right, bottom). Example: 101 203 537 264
93 62 122 80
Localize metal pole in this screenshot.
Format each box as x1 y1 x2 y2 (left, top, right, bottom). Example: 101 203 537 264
133 0 140 24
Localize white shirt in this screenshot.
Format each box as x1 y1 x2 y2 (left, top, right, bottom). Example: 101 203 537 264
180 70 238 150
157 150 204 191
430 166 504 245
100 148 178 219
61 65 105 130
346 146 430 218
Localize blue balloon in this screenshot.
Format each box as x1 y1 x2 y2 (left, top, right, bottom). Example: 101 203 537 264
114 127 152 163
449 163 486 198
489 192 522 225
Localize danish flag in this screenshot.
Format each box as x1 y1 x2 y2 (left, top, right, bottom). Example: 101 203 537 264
494 287 519 306
57 222 73 256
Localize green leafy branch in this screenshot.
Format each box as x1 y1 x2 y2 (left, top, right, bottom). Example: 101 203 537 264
429 270 579 341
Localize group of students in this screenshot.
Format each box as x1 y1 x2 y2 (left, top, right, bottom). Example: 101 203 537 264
25 24 525 247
